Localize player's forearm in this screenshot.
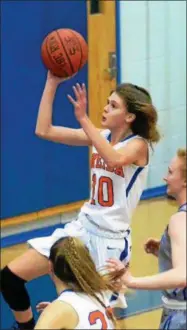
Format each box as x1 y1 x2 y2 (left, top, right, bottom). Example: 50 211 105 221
79 116 121 167
35 82 58 136
128 268 186 290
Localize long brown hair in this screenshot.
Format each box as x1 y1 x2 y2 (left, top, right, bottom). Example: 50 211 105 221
49 237 125 328
115 83 160 145
177 148 187 180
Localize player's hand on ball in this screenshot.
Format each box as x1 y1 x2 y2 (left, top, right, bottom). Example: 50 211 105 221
67 83 87 121
46 70 72 86
36 301 51 313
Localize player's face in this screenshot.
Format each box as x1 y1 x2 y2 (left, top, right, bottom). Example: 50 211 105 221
164 156 186 197
101 92 134 130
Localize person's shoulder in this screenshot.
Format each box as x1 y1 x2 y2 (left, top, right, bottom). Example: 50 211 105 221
35 299 78 329
168 211 186 236
126 136 148 153
170 211 186 223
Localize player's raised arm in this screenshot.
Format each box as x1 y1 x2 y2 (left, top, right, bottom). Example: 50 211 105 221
35 71 92 146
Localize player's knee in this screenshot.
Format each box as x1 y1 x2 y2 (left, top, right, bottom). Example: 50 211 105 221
1 266 31 311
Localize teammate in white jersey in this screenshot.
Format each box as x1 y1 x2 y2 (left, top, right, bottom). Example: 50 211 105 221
35 236 120 329
1 71 160 329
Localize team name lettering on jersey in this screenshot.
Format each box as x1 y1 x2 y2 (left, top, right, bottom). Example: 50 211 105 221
91 153 124 178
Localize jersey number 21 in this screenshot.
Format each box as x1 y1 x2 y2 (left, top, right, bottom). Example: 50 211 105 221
89 310 108 329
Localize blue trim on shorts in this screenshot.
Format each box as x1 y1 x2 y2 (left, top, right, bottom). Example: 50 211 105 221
120 237 128 261
163 314 173 330
110 234 130 303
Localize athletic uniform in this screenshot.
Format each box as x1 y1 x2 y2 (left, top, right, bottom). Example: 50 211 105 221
29 130 149 265
159 203 187 330
28 130 149 308
56 289 114 329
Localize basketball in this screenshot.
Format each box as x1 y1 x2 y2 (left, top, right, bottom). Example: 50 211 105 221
41 29 88 78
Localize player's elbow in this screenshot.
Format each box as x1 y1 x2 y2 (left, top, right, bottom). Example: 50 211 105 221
35 126 51 139
179 275 187 288
178 277 187 288
35 129 47 139
176 268 187 287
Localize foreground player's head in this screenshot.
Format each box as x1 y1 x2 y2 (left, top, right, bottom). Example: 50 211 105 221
164 148 187 199
49 237 125 327
101 83 160 145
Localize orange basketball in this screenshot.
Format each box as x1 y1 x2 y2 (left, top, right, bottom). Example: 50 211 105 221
41 28 88 78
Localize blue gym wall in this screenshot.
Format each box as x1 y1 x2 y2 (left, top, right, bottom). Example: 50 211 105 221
1 1 89 219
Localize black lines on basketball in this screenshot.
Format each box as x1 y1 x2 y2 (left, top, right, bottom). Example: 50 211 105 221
56 30 74 75
69 30 83 70
45 37 54 70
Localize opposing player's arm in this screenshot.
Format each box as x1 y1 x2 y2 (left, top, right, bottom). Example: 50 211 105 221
123 213 186 290
79 116 148 167
35 300 78 329
35 79 101 146
169 212 186 275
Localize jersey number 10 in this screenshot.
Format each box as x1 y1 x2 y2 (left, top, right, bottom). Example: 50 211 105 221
90 174 114 207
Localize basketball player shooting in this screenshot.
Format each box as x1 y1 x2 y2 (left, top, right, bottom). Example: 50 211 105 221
1 70 160 329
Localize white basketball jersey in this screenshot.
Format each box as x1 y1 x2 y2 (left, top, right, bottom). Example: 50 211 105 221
81 130 150 233
57 289 114 329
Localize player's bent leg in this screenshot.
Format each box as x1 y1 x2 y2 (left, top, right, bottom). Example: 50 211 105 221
1 248 49 329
